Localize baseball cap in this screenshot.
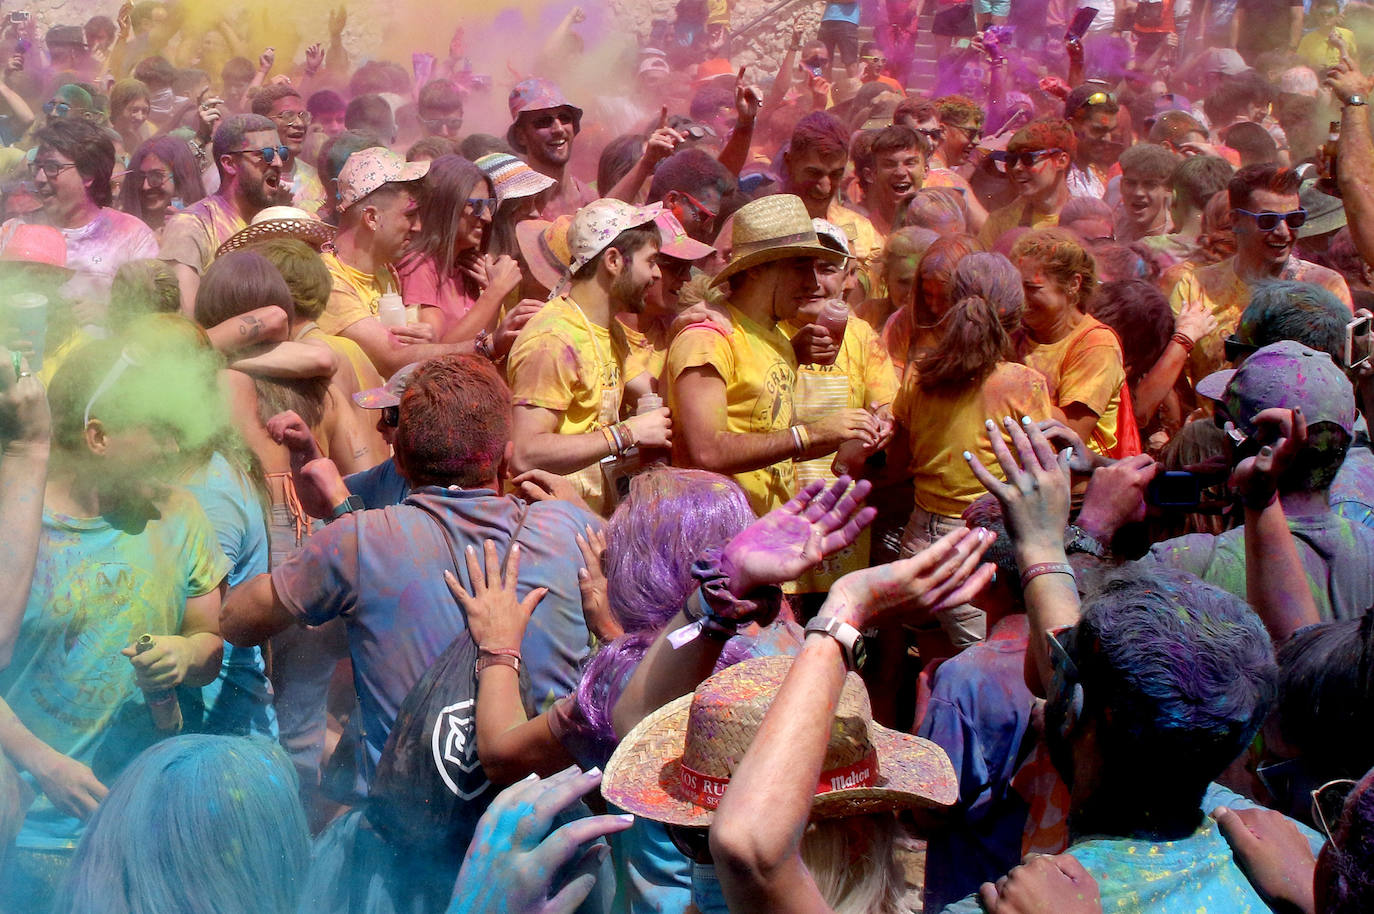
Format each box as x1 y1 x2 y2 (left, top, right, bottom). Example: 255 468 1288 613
1196 340 1356 437
655 210 715 262
0 224 71 277
354 361 424 409
1198 48 1247 77
337 148 430 212
566 198 663 276
638 55 671 78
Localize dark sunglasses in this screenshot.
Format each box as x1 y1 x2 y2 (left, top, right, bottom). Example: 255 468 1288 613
42 101 70 117
231 145 292 167
666 824 713 864
381 405 399 428
1223 334 1259 363
1234 208 1307 232
529 111 575 130
1312 778 1357 847
994 148 1063 169
421 115 464 132
465 197 497 219
945 122 982 141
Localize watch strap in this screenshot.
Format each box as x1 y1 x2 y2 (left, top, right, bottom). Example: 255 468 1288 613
804 615 866 671
330 494 365 519
1346 95 1368 107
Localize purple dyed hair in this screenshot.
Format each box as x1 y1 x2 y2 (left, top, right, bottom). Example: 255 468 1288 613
573 467 755 759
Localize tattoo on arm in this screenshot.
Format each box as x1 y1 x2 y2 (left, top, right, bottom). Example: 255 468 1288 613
239 315 264 338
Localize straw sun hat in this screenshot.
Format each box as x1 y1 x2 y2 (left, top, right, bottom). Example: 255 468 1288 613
601 656 957 827
709 194 845 288
217 206 336 256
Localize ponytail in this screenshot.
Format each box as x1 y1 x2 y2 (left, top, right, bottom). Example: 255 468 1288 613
917 294 1011 390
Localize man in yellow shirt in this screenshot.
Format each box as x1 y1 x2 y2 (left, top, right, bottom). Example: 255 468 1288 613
319 147 494 380
1167 163 1352 387
780 111 883 284
665 194 880 517
506 198 674 515
979 119 1078 248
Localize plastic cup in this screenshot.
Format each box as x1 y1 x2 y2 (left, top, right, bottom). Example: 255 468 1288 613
7 292 48 372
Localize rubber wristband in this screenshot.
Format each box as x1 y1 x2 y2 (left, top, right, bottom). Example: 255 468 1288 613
479 647 522 658
600 425 618 456
1020 562 1076 589
798 424 812 451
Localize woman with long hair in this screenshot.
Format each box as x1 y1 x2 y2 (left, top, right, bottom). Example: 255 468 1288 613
855 226 938 333
1012 228 1136 457
890 252 1051 648
108 78 152 157
398 154 521 344
119 136 206 235
879 234 981 379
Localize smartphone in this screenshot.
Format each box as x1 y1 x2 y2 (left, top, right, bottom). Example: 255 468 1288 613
984 24 1016 44
8 11 28 24
1066 7 1098 41
1347 315 1372 369
1147 471 1202 508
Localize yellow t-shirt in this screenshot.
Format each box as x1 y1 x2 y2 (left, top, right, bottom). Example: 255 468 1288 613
827 199 885 296
507 295 623 514
319 251 401 338
978 199 1061 248
895 361 1053 517
1024 315 1126 456
780 315 899 590
1298 26 1356 70
665 303 797 517
614 315 665 394
1167 254 1353 387
300 324 383 394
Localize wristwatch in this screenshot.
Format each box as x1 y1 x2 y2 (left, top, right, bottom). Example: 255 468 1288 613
329 494 365 519
473 329 495 361
1064 523 1108 558
1345 95 1368 108
804 616 867 671
475 652 520 675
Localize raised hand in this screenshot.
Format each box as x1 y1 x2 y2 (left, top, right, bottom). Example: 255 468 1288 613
446 539 545 653
304 42 325 74
1174 296 1218 346
735 66 762 125
721 477 876 595
820 526 994 628
447 767 633 914
258 47 276 74
978 853 1102 914
0 349 49 448
1229 407 1306 510
575 525 621 641
965 416 1072 558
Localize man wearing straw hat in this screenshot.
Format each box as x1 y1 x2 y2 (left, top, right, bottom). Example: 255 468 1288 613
664 193 880 517
506 198 674 516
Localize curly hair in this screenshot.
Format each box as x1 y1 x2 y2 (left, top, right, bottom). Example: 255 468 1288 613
1010 227 1097 310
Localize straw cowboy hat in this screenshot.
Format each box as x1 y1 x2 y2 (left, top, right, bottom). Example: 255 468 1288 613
601 656 957 828
217 206 336 256
709 194 846 288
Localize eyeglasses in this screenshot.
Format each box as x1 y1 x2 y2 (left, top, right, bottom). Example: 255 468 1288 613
803 56 828 70
231 145 292 167
1223 334 1259 363
271 110 312 127
465 196 497 219
420 115 463 133
1233 208 1307 232
138 168 170 189
1312 778 1357 846
381 405 399 428
678 123 718 141
42 101 70 118
994 148 1063 169
916 126 945 142
680 190 718 222
29 160 77 179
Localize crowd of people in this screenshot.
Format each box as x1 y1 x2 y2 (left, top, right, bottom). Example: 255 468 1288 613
4 0 1374 911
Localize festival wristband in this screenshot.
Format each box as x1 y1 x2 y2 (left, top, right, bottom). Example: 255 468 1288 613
668 547 783 648
1171 332 1195 353
1020 562 1076 589
600 424 618 456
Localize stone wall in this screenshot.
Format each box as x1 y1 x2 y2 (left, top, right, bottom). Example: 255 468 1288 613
603 0 826 75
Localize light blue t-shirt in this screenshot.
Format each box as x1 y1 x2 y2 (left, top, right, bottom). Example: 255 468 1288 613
0 490 229 849
182 451 276 738
942 784 1324 914
822 1 862 24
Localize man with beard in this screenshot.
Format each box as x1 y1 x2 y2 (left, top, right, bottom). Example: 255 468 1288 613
251 85 326 216
506 198 674 515
862 125 925 236
1063 84 1121 200
665 195 879 517
979 119 1077 247
0 120 157 319
160 114 285 312
506 78 596 220
1167 164 1352 385
318 147 485 380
